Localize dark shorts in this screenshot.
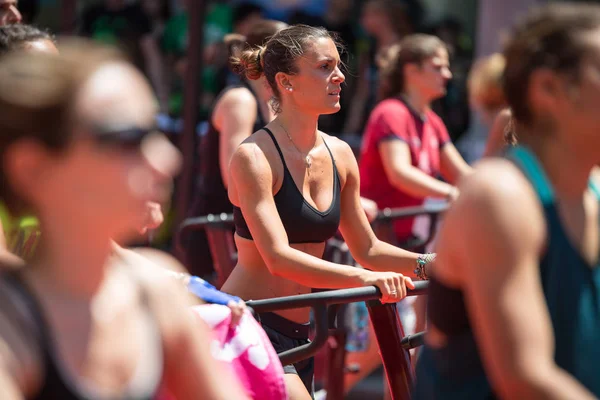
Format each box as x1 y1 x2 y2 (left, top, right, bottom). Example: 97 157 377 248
259 312 314 397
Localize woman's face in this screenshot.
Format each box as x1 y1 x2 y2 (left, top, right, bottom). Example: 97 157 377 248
279 37 345 116
406 47 452 101
360 3 387 36
11 63 181 239
529 29 600 159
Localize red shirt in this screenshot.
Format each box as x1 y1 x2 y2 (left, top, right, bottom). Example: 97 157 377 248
359 98 450 242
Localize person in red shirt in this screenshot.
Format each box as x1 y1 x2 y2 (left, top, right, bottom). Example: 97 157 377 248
360 34 472 245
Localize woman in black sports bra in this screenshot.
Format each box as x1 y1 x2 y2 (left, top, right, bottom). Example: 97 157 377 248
0 40 247 400
221 24 436 399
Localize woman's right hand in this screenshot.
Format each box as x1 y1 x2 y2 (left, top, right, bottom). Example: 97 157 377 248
359 270 415 303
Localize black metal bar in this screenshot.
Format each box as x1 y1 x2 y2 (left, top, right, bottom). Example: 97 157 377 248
246 282 428 313
179 202 449 233
374 202 449 223
278 304 328 366
367 302 413 400
174 0 207 230
323 326 347 400
401 331 426 350
179 213 234 231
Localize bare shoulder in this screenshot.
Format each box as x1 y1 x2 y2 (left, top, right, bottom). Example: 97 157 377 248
436 158 547 284
230 132 275 177
445 157 546 253
230 127 288 181
216 86 257 109
213 87 257 126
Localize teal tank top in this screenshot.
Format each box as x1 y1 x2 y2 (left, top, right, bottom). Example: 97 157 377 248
414 146 600 399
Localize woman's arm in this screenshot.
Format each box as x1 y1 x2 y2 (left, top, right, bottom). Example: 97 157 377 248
334 139 423 276
436 160 595 400
440 143 473 184
379 139 458 200
138 266 250 400
214 88 258 189
229 139 412 302
0 367 21 400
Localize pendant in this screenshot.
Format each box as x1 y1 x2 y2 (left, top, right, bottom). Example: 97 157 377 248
305 155 312 168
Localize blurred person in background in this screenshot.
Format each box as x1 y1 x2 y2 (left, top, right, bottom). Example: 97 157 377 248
0 0 21 25
359 34 471 364
0 40 248 400
427 17 472 143
182 19 286 279
468 53 506 129
79 0 169 113
161 1 262 117
360 34 471 249
343 0 413 135
466 52 514 157
140 0 171 41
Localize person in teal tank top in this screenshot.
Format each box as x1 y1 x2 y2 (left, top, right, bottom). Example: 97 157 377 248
414 4 600 399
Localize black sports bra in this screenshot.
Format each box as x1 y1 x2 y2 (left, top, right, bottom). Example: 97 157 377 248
233 127 341 244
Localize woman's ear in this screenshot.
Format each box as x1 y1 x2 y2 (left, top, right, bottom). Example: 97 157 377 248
403 63 420 82
528 67 570 115
275 71 293 93
3 139 51 207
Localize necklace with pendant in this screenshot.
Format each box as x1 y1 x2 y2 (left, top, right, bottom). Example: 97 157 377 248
278 122 314 170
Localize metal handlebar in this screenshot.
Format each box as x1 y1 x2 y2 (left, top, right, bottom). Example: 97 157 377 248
178 212 234 231
178 201 449 233
373 202 449 223
246 282 428 365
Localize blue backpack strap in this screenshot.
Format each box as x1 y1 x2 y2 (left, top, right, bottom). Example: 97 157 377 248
505 146 555 205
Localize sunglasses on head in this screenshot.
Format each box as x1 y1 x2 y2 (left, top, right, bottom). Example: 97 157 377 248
91 126 158 151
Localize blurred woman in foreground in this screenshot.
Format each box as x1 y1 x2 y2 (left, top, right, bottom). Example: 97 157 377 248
0 40 247 400
415 4 600 398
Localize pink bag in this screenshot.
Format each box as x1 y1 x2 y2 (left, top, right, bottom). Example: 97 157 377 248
191 304 288 400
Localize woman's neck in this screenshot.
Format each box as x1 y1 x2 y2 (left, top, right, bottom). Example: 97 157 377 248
274 109 320 152
401 89 431 116
520 130 596 199
249 78 276 122
29 220 114 299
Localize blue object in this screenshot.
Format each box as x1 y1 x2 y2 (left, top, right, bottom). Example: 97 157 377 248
346 301 370 352
187 276 242 306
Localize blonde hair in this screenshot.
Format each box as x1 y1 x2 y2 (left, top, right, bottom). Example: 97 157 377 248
468 53 506 113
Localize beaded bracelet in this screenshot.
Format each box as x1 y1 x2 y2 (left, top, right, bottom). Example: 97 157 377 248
415 253 436 280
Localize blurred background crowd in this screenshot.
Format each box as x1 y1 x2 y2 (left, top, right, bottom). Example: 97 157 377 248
14 0 547 249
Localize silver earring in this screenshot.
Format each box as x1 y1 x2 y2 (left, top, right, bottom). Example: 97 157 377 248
287 87 293 92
